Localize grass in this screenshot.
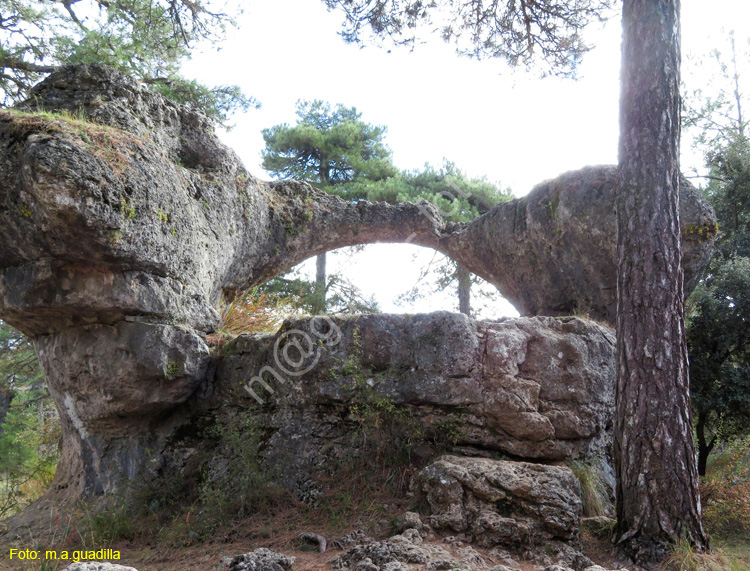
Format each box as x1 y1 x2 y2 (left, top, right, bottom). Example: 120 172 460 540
660 437 750 571
568 461 610 517
701 437 750 540
664 538 747 571
0 108 143 176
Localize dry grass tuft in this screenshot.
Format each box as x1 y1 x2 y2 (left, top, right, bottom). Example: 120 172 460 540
218 288 306 337
0 109 143 175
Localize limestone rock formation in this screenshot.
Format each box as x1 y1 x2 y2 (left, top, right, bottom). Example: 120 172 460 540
217 313 616 497
61 563 139 571
418 455 582 546
446 166 716 320
222 548 296 571
0 64 714 513
332 528 456 570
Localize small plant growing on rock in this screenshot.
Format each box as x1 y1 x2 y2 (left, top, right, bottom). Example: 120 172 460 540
1 109 142 175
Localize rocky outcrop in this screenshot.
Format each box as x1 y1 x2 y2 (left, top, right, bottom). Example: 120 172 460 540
445 166 716 320
418 455 582 545
217 313 615 497
223 548 296 571
0 64 713 512
332 529 457 570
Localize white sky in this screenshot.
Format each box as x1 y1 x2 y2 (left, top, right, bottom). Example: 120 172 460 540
182 0 750 318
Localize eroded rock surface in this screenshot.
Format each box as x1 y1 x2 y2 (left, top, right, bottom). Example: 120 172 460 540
418 455 582 546
217 313 615 497
445 166 716 320
332 529 456 571
223 548 296 571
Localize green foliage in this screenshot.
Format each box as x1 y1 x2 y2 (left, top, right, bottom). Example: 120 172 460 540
258 269 380 317
151 78 258 127
262 100 396 187
0 0 256 124
351 159 513 223
0 320 60 519
323 0 615 78
262 100 395 314
198 411 286 520
700 437 750 540
685 35 750 472
688 259 750 456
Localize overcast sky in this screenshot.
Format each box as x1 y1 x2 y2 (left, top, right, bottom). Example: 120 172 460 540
182 0 750 318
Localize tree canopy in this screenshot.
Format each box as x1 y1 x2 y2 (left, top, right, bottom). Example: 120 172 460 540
0 0 256 123
262 100 396 188
323 0 615 77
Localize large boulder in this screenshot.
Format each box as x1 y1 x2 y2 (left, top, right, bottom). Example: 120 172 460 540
418 455 582 546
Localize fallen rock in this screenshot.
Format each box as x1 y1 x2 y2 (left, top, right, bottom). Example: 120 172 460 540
62 564 139 571
393 512 424 533
333 530 376 550
299 531 328 553
332 529 455 570
418 455 582 547
223 548 296 571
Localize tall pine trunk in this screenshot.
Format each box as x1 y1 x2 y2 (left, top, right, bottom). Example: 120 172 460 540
615 0 709 564
313 252 327 314
457 265 471 316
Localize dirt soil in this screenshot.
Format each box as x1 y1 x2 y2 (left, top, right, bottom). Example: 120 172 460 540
0 517 627 571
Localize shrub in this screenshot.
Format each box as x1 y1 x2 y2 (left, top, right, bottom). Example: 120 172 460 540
700 437 750 539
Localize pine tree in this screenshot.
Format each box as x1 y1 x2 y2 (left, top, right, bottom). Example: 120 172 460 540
261 99 396 313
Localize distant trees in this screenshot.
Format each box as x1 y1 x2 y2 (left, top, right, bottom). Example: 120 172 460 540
684 34 750 476
0 320 58 519
261 99 396 313
352 160 512 316
0 0 255 123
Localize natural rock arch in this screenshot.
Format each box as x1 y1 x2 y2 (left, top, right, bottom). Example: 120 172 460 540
0 65 716 513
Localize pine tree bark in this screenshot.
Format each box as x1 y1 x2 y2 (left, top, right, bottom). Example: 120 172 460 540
615 0 709 564
457 265 471 316
313 252 327 314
